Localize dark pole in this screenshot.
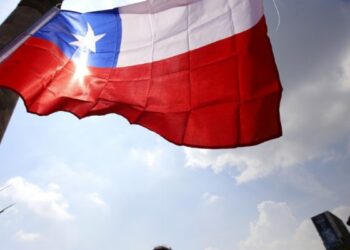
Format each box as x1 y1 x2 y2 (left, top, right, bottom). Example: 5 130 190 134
0 0 62 144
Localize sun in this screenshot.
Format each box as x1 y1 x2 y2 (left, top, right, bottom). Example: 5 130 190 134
70 23 106 85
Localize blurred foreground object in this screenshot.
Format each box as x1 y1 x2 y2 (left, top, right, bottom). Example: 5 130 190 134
0 203 15 214
0 185 15 215
153 246 171 250
312 211 350 250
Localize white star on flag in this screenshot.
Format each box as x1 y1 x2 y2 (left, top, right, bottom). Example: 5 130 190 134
70 23 106 53
69 23 106 85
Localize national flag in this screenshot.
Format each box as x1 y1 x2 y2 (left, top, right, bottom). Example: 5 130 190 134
0 0 282 148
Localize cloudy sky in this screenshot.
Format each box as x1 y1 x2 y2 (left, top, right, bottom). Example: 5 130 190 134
0 0 350 250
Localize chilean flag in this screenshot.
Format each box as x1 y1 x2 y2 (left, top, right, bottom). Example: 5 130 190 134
0 0 282 148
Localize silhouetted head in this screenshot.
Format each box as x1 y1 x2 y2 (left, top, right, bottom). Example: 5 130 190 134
347 216 350 226
153 246 171 250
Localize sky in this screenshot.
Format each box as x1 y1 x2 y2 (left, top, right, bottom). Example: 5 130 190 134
0 0 350 250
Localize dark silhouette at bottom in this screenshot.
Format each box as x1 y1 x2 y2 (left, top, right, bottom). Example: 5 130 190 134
154 246 172 250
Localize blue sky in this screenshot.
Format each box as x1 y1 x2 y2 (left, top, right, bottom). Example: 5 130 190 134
0 0 350 250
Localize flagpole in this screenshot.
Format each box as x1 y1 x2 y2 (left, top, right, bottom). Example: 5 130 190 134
0 0 62 144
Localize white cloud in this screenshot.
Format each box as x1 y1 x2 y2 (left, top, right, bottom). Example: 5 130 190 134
332 206 350 223
16 230 41 242
204 247 220 250
239 201 299 250
87 192 108 208
185 47 350 184
185 149 229 174
201 192 222 205
340 47 350 91
291 220 325 250
130 147 163 170
239 201 350 250
0 177 73 221
37 161 104 187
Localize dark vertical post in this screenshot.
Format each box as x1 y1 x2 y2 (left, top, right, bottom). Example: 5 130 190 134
0 0 62 143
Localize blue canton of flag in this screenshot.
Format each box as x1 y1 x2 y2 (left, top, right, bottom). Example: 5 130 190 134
34 10 122 68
